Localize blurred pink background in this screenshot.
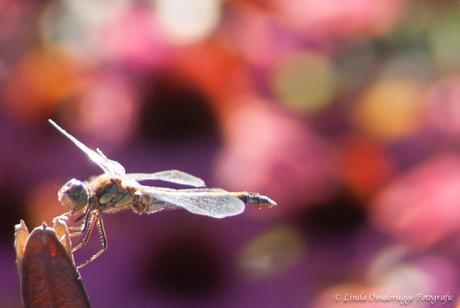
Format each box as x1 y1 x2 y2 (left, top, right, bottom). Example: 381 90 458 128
1 0 460 307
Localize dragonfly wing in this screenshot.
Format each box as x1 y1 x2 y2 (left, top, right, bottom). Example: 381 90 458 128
49 120 126 176
123 170 206 187
143 187 245 218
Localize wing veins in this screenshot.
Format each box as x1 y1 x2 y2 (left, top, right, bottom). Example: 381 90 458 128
123 170 205 187
142 187 245 218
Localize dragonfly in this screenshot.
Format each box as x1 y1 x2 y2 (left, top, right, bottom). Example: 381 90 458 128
49 120 276 268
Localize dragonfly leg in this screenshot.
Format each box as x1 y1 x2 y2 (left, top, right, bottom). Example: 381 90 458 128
72 210 97 253
53 207 92 233
66 211 88 223
77 213 107 269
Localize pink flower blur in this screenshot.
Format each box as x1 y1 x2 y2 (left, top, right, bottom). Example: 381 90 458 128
271 0 407 38
104 6 172 68
424 76 460 135
371 154 460 248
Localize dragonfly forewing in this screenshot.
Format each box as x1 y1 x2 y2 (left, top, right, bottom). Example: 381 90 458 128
122 170 206 188
48 119 126 176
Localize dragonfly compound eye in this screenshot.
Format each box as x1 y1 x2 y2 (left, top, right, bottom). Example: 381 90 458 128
58 179 89 212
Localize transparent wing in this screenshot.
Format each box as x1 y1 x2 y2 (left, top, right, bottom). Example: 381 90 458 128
122 170 205 188
142 187 245 218
49 120 126 176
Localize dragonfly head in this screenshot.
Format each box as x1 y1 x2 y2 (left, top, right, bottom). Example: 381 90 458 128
58 179 90 213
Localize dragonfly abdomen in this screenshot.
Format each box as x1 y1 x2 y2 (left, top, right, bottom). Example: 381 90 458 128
230 191 277 209
132 191 178 214
131 191 155 213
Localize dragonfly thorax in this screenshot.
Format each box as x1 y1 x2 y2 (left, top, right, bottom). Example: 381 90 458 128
58 178 90 213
